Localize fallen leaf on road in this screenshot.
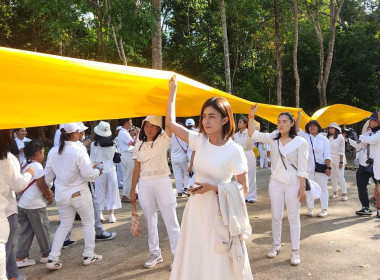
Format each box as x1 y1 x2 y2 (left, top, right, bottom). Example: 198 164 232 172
336 250 341 252
358 264 370 268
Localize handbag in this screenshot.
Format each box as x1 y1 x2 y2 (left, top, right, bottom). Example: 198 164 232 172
113 141 122 164
131 202 141 237
309 135 327 173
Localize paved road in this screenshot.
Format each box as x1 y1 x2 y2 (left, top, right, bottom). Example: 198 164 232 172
18 169 380 280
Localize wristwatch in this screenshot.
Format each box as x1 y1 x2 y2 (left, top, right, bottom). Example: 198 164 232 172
326 167 332 170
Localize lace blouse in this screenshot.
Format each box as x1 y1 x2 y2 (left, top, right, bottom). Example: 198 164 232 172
133 132 171 181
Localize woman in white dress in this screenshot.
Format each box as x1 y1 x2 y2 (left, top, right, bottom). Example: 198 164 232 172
166 78 253 280
326 122 347 201
251 106 308 266
90 121 122 223
234 117 257 203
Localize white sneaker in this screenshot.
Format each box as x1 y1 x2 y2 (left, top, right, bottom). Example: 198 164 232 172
144 253 163 268
341 196 348 201
329 194 338 199
267 244 282 258
46 259 62 270
109 214 116 223
290 251 301 265
83 254 103 266
39 256 49 263
100 212 104 222
306 209 313 217
317 209 328 218
16 257 36 268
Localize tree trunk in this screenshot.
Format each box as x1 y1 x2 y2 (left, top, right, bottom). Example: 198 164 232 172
219 0 232 93
151 0 162 70
293 0 300 108
274 0 282 105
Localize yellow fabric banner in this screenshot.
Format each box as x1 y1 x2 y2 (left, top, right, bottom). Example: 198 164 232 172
1 47 312 129
311 104 372 128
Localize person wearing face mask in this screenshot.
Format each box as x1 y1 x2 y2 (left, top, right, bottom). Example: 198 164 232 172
14 128 31 163
43 123 103 270
296 114 331 218
129 115 180 269
167 78 252 279
347 112 380 217
251 107 308 266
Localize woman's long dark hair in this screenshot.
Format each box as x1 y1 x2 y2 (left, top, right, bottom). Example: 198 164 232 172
59 128 73 155
0 129 12 160
138 121 162 151
273 112 297 140
94 134 113 147
24 140 44 163
327 128 341 139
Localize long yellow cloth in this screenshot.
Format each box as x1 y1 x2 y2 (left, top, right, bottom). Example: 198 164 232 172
311 104 372 128
1 47 312 129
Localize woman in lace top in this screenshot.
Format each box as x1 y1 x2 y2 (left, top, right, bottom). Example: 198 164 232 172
130 115 180 269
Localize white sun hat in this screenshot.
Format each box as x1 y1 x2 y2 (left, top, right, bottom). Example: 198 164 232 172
142 115 162 129
327 122 341 133
94 121 112 137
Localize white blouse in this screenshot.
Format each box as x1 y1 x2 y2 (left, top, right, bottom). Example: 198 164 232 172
359 131 380 180
298 129 331 173
252 130 309 185
44 141 100 207
328 134 346 164
90 142 117 173
233 129 254 151
133 133 171 181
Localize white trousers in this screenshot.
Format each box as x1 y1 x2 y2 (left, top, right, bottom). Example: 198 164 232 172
269 180 301 250
245 150 257 201
138 177 180 255
307 172 329 210
258 146 268 168
116 162 124 187
49 189 95 260
0 215 9 280
172 161 190 193
95 170 122 210
121 152 134 196
331 162 347 194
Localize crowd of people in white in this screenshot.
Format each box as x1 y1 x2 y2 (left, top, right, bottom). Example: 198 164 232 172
1 80 380 280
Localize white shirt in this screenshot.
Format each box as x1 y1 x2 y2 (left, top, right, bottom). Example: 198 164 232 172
252 130 309 184
44 141 100 207
15 136 31 163
233 129 254 151
0 153 32 217
359 129 380 179
133 133 171 181
118 128 134 153
328 134 346 164
90 142 117 173
18 161 47 209
348 131 375 167
54 129 61 147
298 129 331 173
170 133 189 163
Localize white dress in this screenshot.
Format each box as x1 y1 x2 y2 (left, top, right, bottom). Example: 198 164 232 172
170 132 253 280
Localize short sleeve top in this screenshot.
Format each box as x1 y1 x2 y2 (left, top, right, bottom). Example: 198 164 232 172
188 131 248 185
133 133 171 181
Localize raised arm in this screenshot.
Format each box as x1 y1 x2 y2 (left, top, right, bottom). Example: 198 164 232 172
248 104 258 137
165 76 190 142
295 111 302 133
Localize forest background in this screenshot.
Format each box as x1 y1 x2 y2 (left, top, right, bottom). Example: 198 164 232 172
1 0 379 142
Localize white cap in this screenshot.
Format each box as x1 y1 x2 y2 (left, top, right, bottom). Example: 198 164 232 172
94 121 112 137
185 118 195 126
76 122 88 132
142 115 162 129
116 126 122 132
62 123 81 134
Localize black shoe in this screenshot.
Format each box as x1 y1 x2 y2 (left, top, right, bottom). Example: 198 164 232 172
355 208 372 216
96 231 117 241
376 212 380 219
177 193 183 198
248 200 256 203
62 239 77 249
183 189 190 197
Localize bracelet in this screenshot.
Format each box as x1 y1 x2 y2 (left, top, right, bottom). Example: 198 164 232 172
326 167 332 170
248 115 255 119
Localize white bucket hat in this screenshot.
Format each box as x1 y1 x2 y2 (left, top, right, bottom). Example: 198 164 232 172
62 123 81 134
327 122 341 133
142 115 162 129
94 121 112 137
